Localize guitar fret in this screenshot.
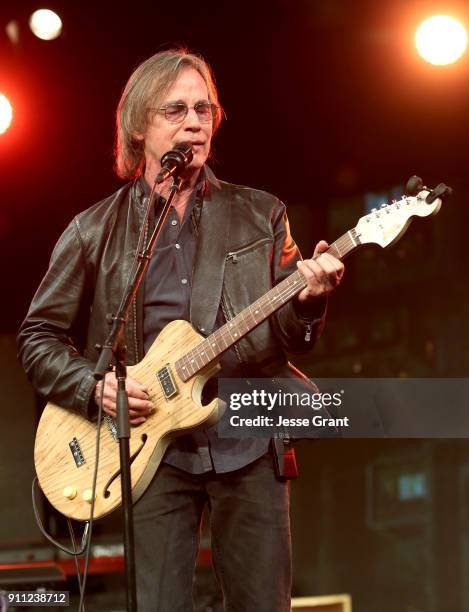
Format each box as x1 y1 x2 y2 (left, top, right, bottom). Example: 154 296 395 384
327 244 339 259
347 230 357 248
218 329 228 348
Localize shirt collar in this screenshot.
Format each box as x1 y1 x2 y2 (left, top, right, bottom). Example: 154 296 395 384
136 164 219 201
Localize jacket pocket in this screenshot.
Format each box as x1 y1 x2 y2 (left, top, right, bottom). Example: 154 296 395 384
223 235 274 333
226 236 273 263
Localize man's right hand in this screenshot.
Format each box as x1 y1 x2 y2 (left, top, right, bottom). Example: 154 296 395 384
94 373 153 425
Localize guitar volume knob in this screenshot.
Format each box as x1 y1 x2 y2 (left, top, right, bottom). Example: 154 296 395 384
82 489 96 503
63 486 77 500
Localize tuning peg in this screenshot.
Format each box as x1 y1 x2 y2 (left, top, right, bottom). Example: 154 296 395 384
426 182 452 203
406 175 425 195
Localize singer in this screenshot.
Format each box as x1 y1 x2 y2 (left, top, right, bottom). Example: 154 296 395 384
18 49 344 611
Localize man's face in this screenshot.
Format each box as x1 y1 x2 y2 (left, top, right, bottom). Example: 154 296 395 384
139 67 214 181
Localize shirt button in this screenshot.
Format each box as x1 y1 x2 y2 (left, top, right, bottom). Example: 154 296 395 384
171 219 178 226
181 278 188 285
175 243 181 250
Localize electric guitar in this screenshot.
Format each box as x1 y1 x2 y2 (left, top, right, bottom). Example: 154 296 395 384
34 183 445 520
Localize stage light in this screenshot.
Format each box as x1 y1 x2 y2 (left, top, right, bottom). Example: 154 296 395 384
0 94 13 134
29 9 62 41
416 15 467 65
5 20 20 45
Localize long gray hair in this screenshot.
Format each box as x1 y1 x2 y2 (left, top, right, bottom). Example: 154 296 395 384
115 49 223 179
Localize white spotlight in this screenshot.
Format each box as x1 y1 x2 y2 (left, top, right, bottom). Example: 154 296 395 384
416 15 467 65
29 9 63 41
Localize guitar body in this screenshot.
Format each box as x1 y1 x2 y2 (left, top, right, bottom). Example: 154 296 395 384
34 320 222 521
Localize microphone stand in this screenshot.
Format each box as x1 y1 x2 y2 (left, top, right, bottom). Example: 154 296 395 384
93 173 184 612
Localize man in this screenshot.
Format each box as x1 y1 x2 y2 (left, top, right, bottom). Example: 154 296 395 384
18 49 344 611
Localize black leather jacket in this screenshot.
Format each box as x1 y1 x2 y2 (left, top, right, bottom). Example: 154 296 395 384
17 170 326 418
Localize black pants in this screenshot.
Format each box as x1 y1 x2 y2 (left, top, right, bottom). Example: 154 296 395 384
133 452 291 612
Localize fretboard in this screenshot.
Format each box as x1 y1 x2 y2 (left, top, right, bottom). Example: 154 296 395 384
175 228 360 381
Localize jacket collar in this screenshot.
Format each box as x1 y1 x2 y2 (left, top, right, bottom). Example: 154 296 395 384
133 164 220 203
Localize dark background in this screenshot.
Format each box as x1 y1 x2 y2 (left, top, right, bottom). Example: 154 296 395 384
1 1 469 611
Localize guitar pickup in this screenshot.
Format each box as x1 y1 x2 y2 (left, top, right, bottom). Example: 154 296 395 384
105 415 118 442
157 365 177 399
69 437 85 467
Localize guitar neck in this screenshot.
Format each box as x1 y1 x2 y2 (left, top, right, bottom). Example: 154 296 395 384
175 228 361 382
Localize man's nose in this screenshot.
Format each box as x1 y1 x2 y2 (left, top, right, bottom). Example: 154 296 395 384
183 108 202 129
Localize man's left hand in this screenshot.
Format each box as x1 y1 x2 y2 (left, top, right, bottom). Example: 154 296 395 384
296 240 344 305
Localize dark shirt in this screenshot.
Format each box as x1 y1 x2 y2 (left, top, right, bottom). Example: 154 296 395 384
141 169 270 474
142 183 198 354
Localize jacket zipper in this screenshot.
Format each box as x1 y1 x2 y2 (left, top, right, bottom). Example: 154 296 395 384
132 218 149 363
226 236 272 263
132 300 139 362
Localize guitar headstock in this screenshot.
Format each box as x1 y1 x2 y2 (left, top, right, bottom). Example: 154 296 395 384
355 189 442 248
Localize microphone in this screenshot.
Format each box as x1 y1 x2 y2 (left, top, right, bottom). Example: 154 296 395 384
155 143 193 184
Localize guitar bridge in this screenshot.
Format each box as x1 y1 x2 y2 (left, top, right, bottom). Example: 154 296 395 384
157 365 177 399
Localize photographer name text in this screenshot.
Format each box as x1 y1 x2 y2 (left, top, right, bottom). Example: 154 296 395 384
229 415 349 428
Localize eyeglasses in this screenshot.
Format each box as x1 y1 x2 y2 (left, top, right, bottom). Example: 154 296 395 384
150 101 219 124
